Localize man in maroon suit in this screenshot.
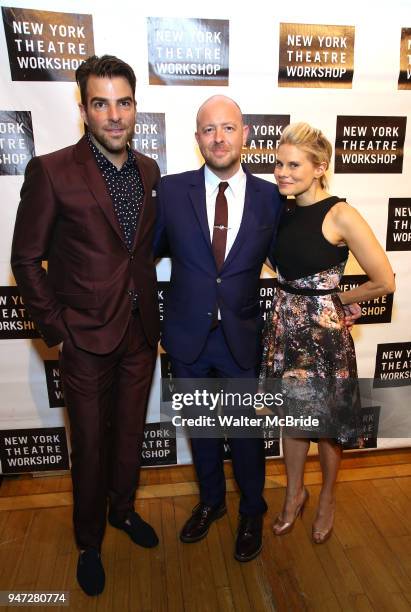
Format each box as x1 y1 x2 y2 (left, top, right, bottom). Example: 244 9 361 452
11 55 160 596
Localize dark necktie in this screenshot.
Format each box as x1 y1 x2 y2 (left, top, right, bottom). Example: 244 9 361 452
212 181 229 271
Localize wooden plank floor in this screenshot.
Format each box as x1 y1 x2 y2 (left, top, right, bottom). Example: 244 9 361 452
1 449 411 611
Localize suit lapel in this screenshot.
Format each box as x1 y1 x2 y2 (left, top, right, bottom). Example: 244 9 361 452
131 152 151 251
74 136 126 246
222 169 259 270
188 167 212 250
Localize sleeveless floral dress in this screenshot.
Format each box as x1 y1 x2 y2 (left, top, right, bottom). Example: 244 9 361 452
259 198 363 445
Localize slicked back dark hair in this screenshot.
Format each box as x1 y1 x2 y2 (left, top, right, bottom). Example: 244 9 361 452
75 55 136 105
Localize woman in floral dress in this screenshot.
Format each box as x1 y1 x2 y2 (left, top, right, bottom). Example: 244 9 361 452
260 123 395 543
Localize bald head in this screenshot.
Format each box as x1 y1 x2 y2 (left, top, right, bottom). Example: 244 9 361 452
196 95 243 129
195 95 248 180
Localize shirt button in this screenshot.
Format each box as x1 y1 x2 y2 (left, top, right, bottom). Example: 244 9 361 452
127 290 133 296
216 278 222 284
130 254 134 261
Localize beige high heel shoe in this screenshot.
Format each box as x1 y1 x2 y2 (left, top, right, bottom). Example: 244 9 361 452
272 488 309 536
312 502 335 544
312 525 333 544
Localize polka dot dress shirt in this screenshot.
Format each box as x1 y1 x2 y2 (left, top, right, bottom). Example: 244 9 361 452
87 132 144 251
87 133 144 309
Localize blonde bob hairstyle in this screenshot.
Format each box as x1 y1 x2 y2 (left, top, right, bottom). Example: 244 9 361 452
277 122 333 189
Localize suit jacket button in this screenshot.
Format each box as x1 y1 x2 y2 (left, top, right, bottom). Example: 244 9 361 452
207 312 212 316
216 278 222 284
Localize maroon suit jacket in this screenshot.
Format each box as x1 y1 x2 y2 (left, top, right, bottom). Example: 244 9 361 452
11 136 160 354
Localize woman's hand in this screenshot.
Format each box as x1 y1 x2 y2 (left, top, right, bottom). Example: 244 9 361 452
342 302 362 331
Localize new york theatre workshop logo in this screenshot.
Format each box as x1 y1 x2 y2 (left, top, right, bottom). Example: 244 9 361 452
278 22 354 88
147 17 229 86
141 422 177 466
0 111 35 175
2 6 94 81
335 116 407 173
373 342 411 387
241 115 290 174
339 275 394 324
386 198 411 251
0 287 38 339
0 427 69 473
132 113 167 175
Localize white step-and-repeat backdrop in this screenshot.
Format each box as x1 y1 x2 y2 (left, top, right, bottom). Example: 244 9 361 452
0 0 410 473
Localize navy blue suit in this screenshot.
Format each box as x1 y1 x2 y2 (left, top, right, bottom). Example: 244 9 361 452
155 165 283 514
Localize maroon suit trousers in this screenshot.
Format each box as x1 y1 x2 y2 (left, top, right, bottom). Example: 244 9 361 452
59 311 156 550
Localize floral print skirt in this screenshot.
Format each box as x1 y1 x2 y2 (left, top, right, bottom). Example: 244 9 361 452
259 263 363 445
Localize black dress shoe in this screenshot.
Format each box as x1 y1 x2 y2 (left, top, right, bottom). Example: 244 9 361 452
108 511 159 548
180 502 226 543
77 549 105 596
235 514 263 562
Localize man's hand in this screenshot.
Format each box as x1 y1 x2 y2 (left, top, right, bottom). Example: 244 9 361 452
342 303 361 331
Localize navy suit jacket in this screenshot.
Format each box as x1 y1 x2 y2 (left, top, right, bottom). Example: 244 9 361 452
154 165 284 369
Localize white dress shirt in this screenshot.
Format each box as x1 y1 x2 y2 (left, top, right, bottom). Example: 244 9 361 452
204 164 247 260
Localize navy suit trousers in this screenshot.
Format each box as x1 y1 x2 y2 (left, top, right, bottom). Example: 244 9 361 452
169 324 267 516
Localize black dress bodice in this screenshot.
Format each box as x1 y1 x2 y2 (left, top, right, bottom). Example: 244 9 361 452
272 196 349 281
